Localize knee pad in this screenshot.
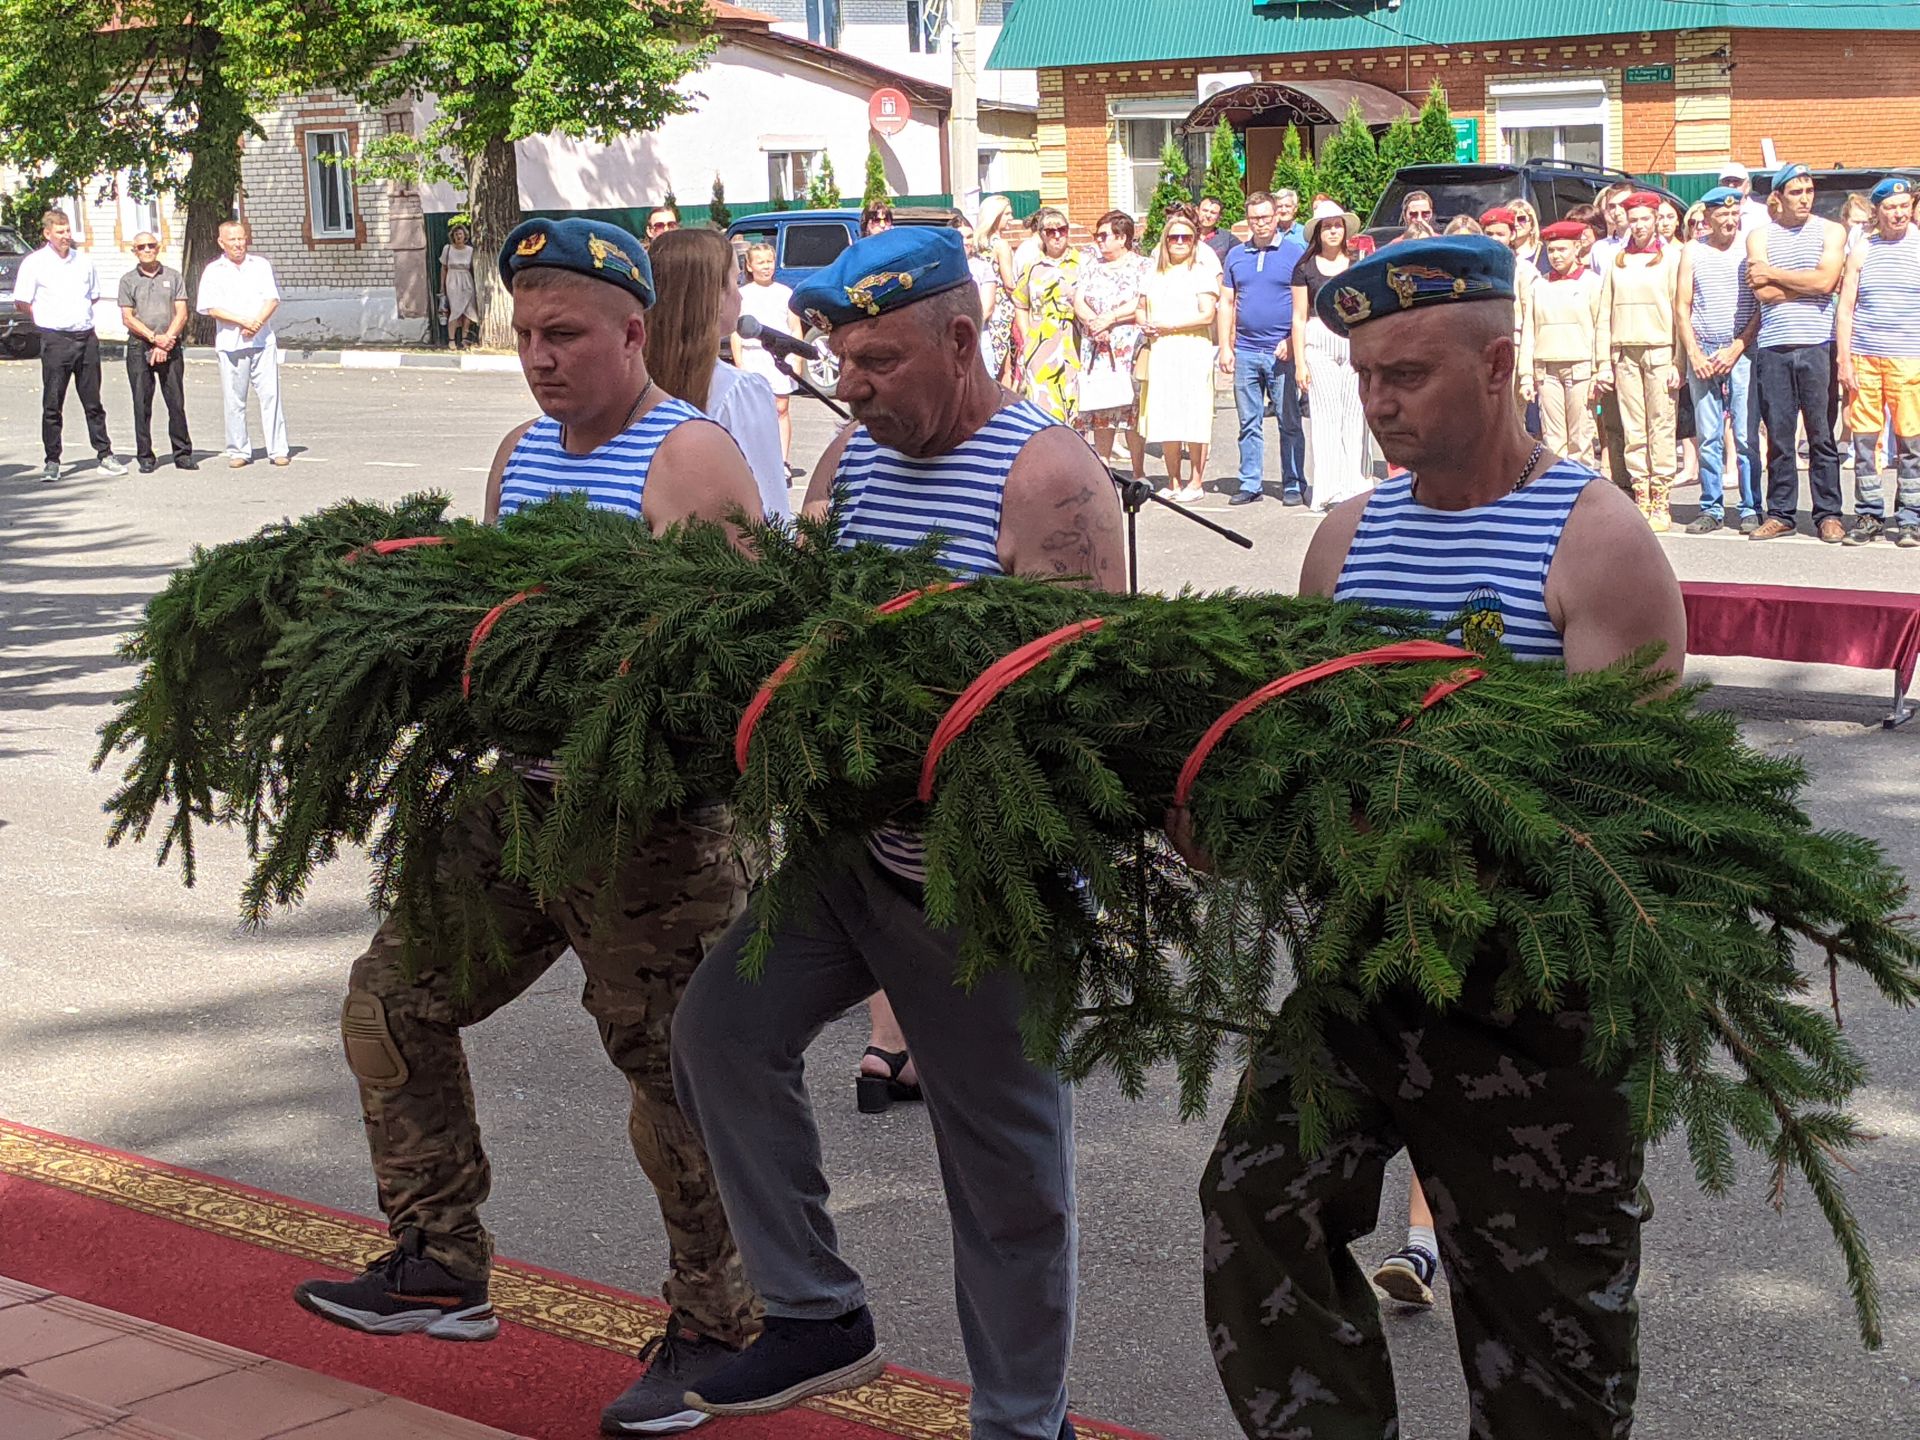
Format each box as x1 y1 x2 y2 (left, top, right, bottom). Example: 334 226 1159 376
341 990 410 1088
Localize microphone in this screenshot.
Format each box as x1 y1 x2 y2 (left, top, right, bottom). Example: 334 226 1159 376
736 315 825 365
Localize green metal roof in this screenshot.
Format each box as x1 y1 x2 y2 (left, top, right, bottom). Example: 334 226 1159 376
988 0 1920 71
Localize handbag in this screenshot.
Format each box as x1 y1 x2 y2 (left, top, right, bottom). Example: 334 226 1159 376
1077 356 1135 412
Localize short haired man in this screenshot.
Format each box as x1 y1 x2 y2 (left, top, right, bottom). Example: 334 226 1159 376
673 227 1123 1440
1746 163 1847 541
1196 195 1236 265
196 221 289 468
117 232 196 473
12 209 125 481
1718 160 1770 236
646 205 680 246
1272 186 1307 246
291 219 767 1436
1193 235 1684 1440
1218 190 1309 506
1836 175 1920 546
1677 187 1762 533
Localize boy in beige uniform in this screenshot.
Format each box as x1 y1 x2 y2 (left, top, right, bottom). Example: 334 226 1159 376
1595 190 1684 530
1520 219 1603 463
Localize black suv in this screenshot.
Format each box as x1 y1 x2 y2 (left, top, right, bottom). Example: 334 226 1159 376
0 223 38 357
1365 159 1680 247
1748 167 1920 224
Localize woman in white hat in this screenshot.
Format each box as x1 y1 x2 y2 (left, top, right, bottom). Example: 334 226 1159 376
1290 199 1373 510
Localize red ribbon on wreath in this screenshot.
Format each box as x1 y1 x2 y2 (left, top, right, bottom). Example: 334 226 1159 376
341 535 452 564
462 586 547 699
1172 640 1484 809
733 583 970 774
917 618 1108 803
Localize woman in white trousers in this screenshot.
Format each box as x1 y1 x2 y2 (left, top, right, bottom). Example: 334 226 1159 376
1291 200 1373 511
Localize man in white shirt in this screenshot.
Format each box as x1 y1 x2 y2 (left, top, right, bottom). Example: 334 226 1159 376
197 219 290 467
1718 161 1771 236
12 209 125 482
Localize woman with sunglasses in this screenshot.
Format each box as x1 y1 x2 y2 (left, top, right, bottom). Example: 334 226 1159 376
859 201 894 237
1071 210 1150 481
970 196 1021 383
1510 199 1543 270
1139 204 1221 501
1013 207 1083 423
1398 190 1435 231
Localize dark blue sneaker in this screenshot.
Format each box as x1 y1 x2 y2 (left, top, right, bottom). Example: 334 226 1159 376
1229 489 1264 507
683 1307 884 1417
601 1316 740 1433
1371 1244 1438 1308
293 1226 497 1341
1281 487 1306 507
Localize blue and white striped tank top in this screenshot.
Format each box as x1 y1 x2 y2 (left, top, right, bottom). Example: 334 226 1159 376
1851 229 1920 359
833 399 1060 880
1687 238 1755 350
498 395 706 519
1333 460 1595 662
1757 219 1837 348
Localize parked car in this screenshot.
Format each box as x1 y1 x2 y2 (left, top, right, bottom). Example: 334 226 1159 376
0 223 40 358
724 205 965 395
1747 167 1920 224
1364 159 1681 248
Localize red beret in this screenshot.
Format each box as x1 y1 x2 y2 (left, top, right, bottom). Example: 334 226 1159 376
1624 190 1664 211
1479 206 1517 228
1540 220 1589 243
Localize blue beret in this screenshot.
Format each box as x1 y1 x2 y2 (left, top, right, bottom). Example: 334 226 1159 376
1316 236 1516 337
789 227 973 332
499 218 655 308
1773 163 1813 188
1701 186 1744 208
1872 175 1914 205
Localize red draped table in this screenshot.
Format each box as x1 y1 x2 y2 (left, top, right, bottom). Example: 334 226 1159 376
1680 581 1920 728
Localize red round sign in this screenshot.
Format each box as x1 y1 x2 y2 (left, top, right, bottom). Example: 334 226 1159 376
869 87 912 137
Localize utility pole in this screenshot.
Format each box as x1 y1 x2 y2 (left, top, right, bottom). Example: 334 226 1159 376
946 0 980 216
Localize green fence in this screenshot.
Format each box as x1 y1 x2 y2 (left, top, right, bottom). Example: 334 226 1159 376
422 191 1044 345
1636 172 1722 206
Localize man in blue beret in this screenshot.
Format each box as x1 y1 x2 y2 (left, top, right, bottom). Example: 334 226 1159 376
1675 186 1763 532
675 224 1123 1440
1746 163 1848 541
1178 234 1685 1440
294 215 770 1436
1835 174 1920 545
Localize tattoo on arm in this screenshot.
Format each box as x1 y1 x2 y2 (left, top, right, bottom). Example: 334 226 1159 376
1036 482 1118 585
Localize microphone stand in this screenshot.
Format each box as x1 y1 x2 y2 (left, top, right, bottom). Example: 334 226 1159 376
772 353 850 423
1107 467 1253 598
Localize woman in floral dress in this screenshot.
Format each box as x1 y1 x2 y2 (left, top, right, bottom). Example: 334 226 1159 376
1072 209 1149 480
1014 207 1082 424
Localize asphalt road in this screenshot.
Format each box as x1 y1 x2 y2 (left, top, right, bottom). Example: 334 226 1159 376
1 358 1915 1439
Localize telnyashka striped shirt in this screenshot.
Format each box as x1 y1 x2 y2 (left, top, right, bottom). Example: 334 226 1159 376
1333 460 1595 663
498 396 706 519
1850 228 1920 359
1687 237 1755 351
1756 218 1838 348
833 399 1059 880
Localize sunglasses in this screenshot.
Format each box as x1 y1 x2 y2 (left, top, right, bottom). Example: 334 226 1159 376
133 243 159 251
1165 232 1196 243
1040 226 1068 236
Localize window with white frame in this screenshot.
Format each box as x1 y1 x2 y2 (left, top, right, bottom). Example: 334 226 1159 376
767 150 822 205
907 0 941 53
1117 113 1205 215
304 128 356 238
117 173 160 242
1491 79 1608 169
55 194 89 244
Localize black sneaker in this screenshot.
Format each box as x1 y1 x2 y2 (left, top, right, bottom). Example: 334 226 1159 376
1685 513 1723 535
683 1307 884 1417
137 457 159 474
1228 490 1264 507
1370 1244 1439 1308
1280 487 1305 507
1898 524 1920 548
292 1227 497 1341
1841 515 1885 546
601 1317 740 1434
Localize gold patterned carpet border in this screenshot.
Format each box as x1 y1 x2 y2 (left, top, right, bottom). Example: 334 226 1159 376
0 1119 1151 1440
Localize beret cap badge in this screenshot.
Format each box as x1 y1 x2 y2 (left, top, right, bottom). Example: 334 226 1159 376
515 231 548 257
1332 286 1372 326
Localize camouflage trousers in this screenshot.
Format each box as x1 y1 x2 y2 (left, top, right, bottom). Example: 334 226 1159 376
340 786 760 1346
1201 966 1650 1440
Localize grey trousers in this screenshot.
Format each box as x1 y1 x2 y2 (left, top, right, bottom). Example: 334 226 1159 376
673 853 1077 1440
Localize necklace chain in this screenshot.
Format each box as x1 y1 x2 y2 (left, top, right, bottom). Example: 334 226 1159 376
561 379 654 453
1412 440 1545 504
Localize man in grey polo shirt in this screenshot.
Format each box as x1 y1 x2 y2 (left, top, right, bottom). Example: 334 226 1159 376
12 209 125 482
117 232 197 473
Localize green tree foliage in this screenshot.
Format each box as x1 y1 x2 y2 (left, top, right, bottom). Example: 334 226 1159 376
862 140 889 211
1140 138 1192 251
1316 102 1385 217
1267 124 1319 210
1377 114 1418 187
662 187 680 213
806 153 842 210
708 173 730 229
328 0 716 347
1200 118 1245 226
1415 79 1458 165
97 495 1920 1349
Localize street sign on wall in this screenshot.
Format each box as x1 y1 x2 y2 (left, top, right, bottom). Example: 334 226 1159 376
870 87 912 137
1451 117 1479 163
1625 64 1674 84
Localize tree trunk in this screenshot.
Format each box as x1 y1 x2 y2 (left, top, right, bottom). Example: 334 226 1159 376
469 134 521 351
180 47 244 346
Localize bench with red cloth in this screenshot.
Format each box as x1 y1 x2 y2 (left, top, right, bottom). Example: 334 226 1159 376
1680 581 1920 728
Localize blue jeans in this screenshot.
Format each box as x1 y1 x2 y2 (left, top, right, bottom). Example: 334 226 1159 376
1234 344 1306 496
1688 356 1759 519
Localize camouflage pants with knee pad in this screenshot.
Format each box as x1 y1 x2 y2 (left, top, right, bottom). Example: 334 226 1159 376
1201 967 1649 1440
341 786 760 1346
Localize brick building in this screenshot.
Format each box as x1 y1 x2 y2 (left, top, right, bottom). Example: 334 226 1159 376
987 1 1920 222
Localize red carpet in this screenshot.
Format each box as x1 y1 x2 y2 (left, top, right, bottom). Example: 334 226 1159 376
0 1119 1156 1440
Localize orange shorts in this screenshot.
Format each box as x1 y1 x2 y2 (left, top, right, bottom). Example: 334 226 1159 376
1846 354 1920 437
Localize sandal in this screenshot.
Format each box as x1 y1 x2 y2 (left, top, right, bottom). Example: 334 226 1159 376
856 1046 923 1114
